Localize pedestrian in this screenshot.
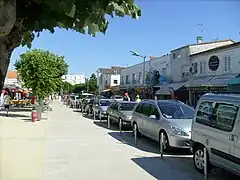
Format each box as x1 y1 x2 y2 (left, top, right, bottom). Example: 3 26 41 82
123 92 130 101
135 94 141 103
3 91 11 116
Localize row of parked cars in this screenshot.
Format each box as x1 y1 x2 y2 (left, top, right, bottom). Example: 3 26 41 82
74 93 240 177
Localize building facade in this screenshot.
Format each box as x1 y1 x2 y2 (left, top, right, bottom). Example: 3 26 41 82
120 54 171 89
97 67 124 93
62 74 85 85
185 42 240 106
4 71 21 88
170 39 234 83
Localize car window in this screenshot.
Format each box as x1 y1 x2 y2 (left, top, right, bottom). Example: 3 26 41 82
119 103 137 111
142 103 151 116
196 101 238 132
110 102 118 110
150 105 160 119
99 100 112 106
158 102 195 119
135 103 143 113
213 103 238 132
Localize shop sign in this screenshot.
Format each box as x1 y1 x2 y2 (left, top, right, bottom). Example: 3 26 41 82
189 86 227 91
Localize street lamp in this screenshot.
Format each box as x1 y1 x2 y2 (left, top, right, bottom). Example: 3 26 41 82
129 50 147 86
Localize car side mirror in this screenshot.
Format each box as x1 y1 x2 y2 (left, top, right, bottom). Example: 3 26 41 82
149 115 156 119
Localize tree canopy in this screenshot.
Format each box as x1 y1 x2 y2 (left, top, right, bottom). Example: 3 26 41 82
15 49 68 99
0 0 141 92
87 73 98 94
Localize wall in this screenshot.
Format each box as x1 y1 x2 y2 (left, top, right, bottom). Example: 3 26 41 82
120 54 171 88
170 40 235 82
110 74 120 86
62 74 85 85
191 46 240 77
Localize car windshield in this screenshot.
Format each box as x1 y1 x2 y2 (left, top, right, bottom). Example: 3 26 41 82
114 96 123 99
119 103 137 111
99 100 112 106
157 102 195 119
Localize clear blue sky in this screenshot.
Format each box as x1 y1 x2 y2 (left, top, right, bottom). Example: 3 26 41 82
9 0 240 77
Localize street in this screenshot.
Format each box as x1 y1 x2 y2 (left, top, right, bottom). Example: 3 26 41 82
44 102 238 180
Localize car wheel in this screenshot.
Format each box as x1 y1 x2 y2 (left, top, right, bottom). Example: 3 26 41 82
193 145 209 173
159 131 170 152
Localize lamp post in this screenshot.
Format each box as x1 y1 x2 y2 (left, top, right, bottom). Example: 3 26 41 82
130 50 147 86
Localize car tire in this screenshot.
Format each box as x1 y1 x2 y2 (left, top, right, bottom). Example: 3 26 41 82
159 131 170 152
193 145 210 173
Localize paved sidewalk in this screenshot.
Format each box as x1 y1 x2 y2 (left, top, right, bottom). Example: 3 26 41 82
0 107 48 180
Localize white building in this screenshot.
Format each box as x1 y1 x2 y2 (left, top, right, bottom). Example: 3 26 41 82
62 74 85 85
170 38 234 83
96 67 124 93
4 71 21 88
120 54 171 89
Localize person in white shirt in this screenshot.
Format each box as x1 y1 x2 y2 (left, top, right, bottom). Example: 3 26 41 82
3 92 11 116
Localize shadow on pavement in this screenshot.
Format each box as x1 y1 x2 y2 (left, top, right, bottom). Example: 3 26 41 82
94 121 120 131
131 156 239 180
0 113 29 118
108 131 191 155
10 107 32 112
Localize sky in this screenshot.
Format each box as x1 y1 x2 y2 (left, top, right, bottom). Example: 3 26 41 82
9 0 240 77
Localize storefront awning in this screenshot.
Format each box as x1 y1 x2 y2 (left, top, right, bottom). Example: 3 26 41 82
155 82 185 95
227 74 240 85
185 76 214 87
208 74 239 86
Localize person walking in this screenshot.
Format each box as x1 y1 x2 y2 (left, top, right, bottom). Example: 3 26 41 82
123 92 130 101
135 95 141 103
3 92 11 116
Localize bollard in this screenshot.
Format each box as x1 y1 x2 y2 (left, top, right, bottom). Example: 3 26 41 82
107 115 110 129
160 132 164 158
204 147 208 180
93 110 96 121
119 118 122 134
134 124 137 145
99 112 102 123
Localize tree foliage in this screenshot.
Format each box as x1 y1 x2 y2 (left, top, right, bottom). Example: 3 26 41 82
15 49 68 99
87 73 98 94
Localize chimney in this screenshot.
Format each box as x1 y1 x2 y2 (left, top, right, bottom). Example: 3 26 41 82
197 36 203 44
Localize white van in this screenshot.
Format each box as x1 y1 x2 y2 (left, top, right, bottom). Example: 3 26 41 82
190 93 240 176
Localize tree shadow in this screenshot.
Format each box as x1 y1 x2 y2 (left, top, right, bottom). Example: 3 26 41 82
108 131 191 155
10 107 32 112
93 121 120 131
0 113 29 118
131 156 239 180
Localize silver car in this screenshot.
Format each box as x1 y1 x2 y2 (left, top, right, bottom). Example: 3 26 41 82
92 99 113 120
107 101 138 127
131 100 195 151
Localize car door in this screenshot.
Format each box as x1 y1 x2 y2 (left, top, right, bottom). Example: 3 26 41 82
112 102 120 122
108 102 118 122
141 103 151 138
133 103 144 132
195 101 237 170
144 104 161 141
232 108 240 174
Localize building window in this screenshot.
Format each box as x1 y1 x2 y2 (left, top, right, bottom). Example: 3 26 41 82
138 72 142 83
173 53 176 59
224 56 231 71
121 76 124 84
113 80 118 84
126 75 129 84
199 61 206 74
105 80 108 85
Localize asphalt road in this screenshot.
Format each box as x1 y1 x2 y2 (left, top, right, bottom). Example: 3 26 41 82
44 102 239 180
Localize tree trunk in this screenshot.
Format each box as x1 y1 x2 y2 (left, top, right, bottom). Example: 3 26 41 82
0 0 22 93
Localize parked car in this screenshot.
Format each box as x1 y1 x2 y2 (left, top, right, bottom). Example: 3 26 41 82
106 101 138 127
131 99 195 151
92 99 113 119
80 93 94 112
70 95 80 108
190 93 240 176
111 95 123 101
84 97 95 115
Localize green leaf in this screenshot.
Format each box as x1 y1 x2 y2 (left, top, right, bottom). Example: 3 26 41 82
88 23 99 36
62 1 76 18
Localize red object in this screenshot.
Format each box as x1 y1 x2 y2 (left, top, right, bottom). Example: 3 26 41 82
31 96 36 104
31 109 38 122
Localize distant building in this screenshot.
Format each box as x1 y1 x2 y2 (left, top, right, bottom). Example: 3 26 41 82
4 71 21 88
96 66 125 93
62 74 85 85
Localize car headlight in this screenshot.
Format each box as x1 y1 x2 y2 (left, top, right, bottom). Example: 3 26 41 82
169 126 189 136
127 116 132 119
